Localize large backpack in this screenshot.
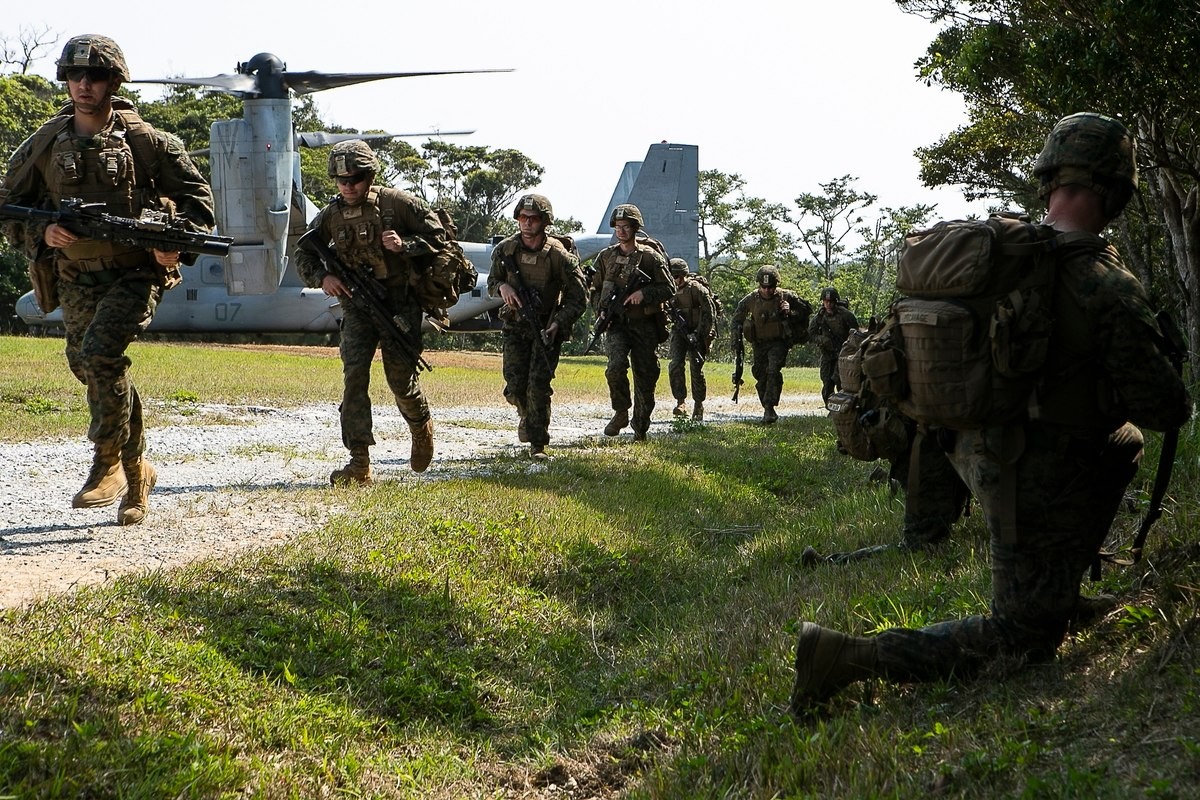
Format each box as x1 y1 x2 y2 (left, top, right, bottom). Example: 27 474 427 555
415 207 480 325
853 213 1104 430
685 273 722 339
828 326 911 462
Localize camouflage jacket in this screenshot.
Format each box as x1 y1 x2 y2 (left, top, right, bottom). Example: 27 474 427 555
488 233 588 333
295 185 449 289
809 304 860 355
1036 238 1190 433
589 241 673 322
1 99 215 265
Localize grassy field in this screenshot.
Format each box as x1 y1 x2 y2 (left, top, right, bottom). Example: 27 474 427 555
0 336 1197 798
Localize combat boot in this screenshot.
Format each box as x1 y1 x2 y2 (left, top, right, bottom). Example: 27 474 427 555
763 405 778 424
331 446 373 486
692 401 704 421
516 401 529 443
604 409 629 437
672 400 688 417
530 443 548 460
118 458 157 526
409 418 434 473
72 452 127 508
789 622 879 712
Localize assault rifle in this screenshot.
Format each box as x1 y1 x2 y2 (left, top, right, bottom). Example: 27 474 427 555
731 337 745 402
583 267 653 355
296 229 432 372
0 197 232 256
501 253 554 372
667 301 706 366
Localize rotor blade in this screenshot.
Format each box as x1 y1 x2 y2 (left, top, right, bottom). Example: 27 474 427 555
128 74 258 96
283 68 512 96
296 130 476 148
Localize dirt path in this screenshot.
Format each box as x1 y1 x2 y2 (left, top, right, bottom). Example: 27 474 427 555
1 394 824 608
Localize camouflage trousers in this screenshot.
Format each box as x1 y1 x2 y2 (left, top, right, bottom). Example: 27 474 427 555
58 272 160 461
667 328 707 404
338 299 429 449
502 324 562 447
750 339 790 408
818 351 840 405
604 319 661 435
893 428 971 548
872 421 1143 681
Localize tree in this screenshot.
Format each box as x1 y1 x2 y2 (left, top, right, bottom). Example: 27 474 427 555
849 204 936 320
790 175 877 281
378 141 543 242
897 0 1200 367
0 26 58 75
697 168 797 301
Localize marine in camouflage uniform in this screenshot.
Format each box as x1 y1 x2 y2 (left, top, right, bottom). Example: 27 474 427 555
729 266 812 424
590 204 673 440
488 194 588 458
791 112 1192 710
666 258 715 421
0 35 215 525
809 287 859 405
294 140 450 483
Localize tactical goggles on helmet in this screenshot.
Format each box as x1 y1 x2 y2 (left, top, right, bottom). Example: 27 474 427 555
65 67 113 83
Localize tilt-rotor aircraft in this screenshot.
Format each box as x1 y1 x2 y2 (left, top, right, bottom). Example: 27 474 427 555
14 52 699 335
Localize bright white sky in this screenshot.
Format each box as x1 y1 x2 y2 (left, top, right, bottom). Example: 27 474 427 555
7 0 991 238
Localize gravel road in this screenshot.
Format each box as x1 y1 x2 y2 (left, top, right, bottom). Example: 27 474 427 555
1 394 822 608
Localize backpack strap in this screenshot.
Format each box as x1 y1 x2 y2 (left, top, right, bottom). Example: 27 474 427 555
112 106 161 190
0 113 72 202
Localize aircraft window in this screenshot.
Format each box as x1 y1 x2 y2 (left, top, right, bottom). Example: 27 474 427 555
203 258 225 285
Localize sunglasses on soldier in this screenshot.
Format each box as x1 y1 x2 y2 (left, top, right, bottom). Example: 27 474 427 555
336 173 368 186
65 67 112 83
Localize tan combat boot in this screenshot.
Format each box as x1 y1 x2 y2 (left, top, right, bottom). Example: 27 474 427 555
72 452 127 508
603 409 629 437
118 458 157 526
672 400 688 417
530 443 548 460
692 401 704 421
331 446 373 485
515 401 529 443
409 418 434 473
789 622 879 713
762 405 778 424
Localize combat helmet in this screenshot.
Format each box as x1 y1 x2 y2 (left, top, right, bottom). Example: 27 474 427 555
56 34 129 83
820 287 839 303
1033 112 1137 217
610 203 644 230
668 257 690 276
756 265 780 289
328 139 378 178
514 193 553 224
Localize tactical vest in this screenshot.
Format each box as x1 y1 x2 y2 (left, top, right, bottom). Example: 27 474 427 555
744 292 788 341
39 105 158 263
674 279 704 329
600 245 658 319
329 186 393 279
497 236 567 325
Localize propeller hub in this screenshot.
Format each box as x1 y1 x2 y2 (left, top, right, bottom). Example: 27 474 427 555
236 53 287 98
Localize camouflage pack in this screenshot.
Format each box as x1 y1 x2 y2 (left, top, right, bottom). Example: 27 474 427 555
414 207 479 325
829 327 910 462
857 213 1103 429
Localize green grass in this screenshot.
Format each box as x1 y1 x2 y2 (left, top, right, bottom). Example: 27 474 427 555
0 335 1197 798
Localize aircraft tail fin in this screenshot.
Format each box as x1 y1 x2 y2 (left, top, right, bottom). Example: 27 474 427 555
596 142 699 270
